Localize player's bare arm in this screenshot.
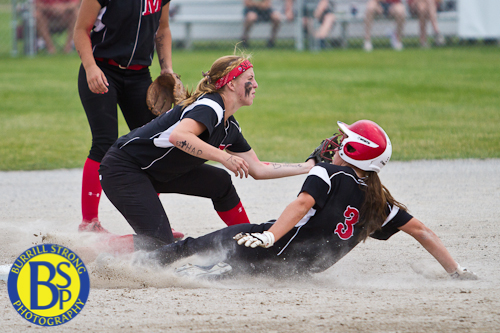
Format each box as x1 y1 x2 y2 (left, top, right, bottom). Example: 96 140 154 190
398 217 458 273
234 192 315 248
267 192 316 241
230 150 315 180
399 217 477 279
74 0 109 94
156 4 174 75
170 118 249 178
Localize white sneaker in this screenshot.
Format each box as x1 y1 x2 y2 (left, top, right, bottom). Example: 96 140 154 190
175 262 232 279
449 264 478 280
363 40 373 52
435 34 445 46
391 38 403 51
390 32 403 51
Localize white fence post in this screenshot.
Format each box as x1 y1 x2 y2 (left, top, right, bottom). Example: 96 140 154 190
11 0 18 56
26 0 36 56
295 0 304 51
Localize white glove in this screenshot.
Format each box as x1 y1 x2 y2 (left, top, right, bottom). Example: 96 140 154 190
449 263 478 280
233 231 275 248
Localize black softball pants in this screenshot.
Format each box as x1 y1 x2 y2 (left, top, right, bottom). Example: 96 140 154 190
154 222 317 276
78 62 156 163
99 147 242 245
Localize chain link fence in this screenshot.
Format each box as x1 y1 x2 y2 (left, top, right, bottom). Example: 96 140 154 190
1 0 498 57
2 0 78 56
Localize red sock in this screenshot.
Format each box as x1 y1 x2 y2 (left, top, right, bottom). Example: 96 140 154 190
106 235 135 255
217 201 250 226
81 158 102 222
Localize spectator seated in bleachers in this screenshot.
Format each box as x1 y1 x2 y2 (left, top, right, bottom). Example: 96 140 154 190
241 0 282 48
364 0 405 52
408 0 445 48
285 0 336 49
35 0 80 54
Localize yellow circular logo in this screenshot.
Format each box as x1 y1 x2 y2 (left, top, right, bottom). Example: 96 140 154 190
7 244 90 326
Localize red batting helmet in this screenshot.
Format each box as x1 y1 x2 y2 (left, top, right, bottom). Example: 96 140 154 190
337 120 392 173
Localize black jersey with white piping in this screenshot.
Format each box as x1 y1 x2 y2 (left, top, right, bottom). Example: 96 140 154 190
113 93 251 181
91 0 171 67
273 163 413 273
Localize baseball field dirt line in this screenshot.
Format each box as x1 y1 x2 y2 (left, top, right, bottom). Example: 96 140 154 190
0 159 499 332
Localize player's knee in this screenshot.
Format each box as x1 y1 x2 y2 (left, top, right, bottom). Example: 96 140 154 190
365 0 378 13
417 3 428 17
392 4 406 17
246 12 257 22
211 171 240 207
324 13 335 24
214 168 233 188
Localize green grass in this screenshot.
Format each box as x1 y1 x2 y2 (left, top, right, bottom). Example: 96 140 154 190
0 5 13 56
1 47 499 170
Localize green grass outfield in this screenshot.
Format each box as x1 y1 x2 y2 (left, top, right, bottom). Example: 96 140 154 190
1 47 499 171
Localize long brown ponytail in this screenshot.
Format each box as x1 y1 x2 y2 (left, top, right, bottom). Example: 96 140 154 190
358 171 407 241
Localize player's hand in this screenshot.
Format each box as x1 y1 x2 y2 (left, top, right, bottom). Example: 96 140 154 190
449 264 478 280
222 154 249 179
86 64 109 94
233 231 275 248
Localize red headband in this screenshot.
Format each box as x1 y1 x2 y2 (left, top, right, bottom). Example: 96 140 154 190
214 60 253 90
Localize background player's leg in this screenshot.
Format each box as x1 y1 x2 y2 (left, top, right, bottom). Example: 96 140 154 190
78 64 121 233
80 158 105 231
117 69 155 130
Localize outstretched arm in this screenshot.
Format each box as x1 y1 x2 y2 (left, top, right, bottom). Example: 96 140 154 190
398 218 477 279
399 218 457 273
230 149 315 180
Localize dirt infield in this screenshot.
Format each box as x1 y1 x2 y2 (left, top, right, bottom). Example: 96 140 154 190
1 159 499 332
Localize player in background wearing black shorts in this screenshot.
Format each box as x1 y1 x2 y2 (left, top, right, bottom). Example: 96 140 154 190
241 0 282 48
73 0 182 238
92 55 315 254
151 120 477 280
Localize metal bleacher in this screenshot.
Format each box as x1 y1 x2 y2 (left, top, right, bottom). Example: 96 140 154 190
168 0 458 50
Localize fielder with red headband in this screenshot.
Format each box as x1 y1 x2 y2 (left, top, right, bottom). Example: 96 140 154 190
95 55 316 254
150 119 477 281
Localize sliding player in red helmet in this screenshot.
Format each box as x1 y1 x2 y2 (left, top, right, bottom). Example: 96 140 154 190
152 120 477 280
